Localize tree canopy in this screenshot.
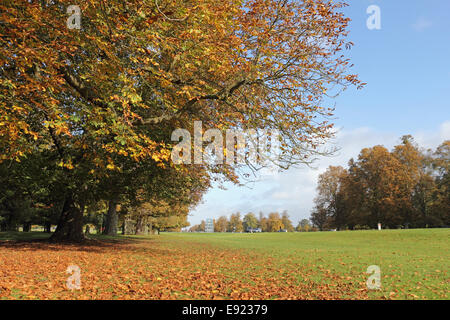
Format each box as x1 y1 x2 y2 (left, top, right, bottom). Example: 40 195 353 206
1 0 361 241
311 137 450 230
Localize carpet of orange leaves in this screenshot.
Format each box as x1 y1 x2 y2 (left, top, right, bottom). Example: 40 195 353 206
0 237 369 300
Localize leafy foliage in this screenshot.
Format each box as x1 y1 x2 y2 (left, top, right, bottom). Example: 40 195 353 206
311 137 450 230
0 0 362 241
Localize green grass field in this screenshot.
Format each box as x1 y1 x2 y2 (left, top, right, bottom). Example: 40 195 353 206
0 229 448 299
164 229 449 299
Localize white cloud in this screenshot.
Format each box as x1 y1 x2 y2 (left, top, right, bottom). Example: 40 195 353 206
271 191 293 200
412 17 433 32
439 121 450 140
188 122 449 226
413 121 450 149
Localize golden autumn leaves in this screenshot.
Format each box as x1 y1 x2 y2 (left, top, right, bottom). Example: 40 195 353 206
1 0 362 172
0 0 363 241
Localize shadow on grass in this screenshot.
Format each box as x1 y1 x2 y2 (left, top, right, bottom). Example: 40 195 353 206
0 231 158 253
0 231 51 241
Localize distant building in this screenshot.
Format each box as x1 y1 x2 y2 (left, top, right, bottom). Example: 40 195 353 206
205 218 214 233
246 228 262 233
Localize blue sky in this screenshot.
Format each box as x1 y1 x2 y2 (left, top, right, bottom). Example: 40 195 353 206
188 0 450 226
337 0 450 132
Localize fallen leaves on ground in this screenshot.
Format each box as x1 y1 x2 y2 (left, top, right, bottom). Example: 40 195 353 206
0 237 370 300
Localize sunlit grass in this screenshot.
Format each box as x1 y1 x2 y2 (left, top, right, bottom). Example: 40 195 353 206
162 229 450 299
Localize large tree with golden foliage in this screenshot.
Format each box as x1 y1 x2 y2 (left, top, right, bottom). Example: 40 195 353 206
1 0 361 240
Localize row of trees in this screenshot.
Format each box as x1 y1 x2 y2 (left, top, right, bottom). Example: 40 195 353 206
310 136 450 230
0 157 205 235
189 212 314 232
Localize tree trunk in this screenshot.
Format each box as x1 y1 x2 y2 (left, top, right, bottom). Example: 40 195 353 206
103 199 118 236
2 212 17 231
23 222 31 232
135 216 147 235
50 194 85 242
123 217 134 235
44 222 52 233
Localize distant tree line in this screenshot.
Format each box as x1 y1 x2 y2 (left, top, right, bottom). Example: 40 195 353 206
310 136 449 230
189 211 316 232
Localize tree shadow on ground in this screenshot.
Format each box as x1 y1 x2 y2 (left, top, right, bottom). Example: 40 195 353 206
0 232 162 254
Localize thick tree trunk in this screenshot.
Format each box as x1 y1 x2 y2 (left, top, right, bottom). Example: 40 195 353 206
44 222 51 233
50 194 85 242
135 216 148 235
2 212 17 231
23 222 31 232
103 199 118 236
123 217 134 235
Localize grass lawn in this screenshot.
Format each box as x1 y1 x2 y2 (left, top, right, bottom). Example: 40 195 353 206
0 229 448 300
